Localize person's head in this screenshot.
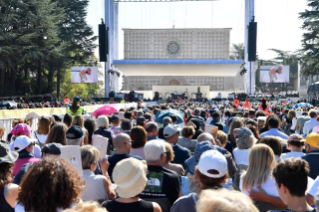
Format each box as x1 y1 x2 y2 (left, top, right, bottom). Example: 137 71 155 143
121 118 132 131
0 142 18 189
182 126 195 139
242 144 275 190
124 111 133 120
304 133 319 153
212 112 221 120
37 116 50 135
111 115 120 126
71 96 81 113
309 110 317 119
267 115 280 129
196 189 259 212
229 118 244 138
236 127 255 150
257 116 266 130
81 145 100 171
41 143 62 157
66 126 84 146
259 136 283 157
216 130 227 147
96 115 109 129
273 158 309 204
17 157 84 212
72 115 84 128
45 122 68 145
162 116 172 125
114 133 132 154
136 116 147 127
169 114 178 124
11 123 32 139
195 150 228 190
84 118 96 145
14 136 36 154
164 125 180 143
63 113 73 128
130 126 147 149
287 134 305 151
248 109 255 118
63 202 107 212
270 67 276 74
112 158 148 198
278 66 283 74
144 140 167 166
145 122 158 137
194 108 201 115
164 142 175 164
287 110 296 121
197 132 216 145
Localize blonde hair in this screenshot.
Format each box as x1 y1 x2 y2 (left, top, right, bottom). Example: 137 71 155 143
72 115 84 128
97 116 109 129
63 202 107 212
242 144 275 191
257 119 265 130
196 189 259 212
164 142 175 163
80 146 99 169
216 131 228 146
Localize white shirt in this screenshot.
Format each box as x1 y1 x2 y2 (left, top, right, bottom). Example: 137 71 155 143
308 176 319 197
291 118 297 130
233 148 251 166
280 152 305 160
81 170 108 202
303 118 319 136
261 73 284 83
33 132 48 144
240 173 279 198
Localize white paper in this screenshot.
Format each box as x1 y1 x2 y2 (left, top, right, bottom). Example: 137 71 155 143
26 112 40 120
205 124 218 133
60 146 83 176
93 135 108 159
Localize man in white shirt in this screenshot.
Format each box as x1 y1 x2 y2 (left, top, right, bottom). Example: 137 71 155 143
303 110 319 137
277 66 289 83
261 67 284 83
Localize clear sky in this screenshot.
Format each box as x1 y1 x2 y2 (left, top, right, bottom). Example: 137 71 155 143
86 0 308 61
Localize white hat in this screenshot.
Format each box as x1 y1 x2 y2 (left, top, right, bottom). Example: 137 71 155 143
13 136 36 152
163 125 180 138
144 140 167 162
197 150 227 178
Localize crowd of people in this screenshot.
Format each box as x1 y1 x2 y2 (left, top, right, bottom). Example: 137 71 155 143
1 96 319 212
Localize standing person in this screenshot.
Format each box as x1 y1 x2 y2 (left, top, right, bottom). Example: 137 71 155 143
94 116 114 155
33 116 50 147
233 127 255 167
72 115 88 145
260 116 289 140
280 134 305 160
178 126 197 152
102 158 162 212
109 115 123 135
303 110 319 137
15 157 84 212
301 133 319 180
130 126 148 159
45 123 68 146
271 158 315 212
228 118 244 148
68 96 84 118
145 122 159 141
80 146 115 202
64 95 70 105
296 112 310 135
283 110 297 136
84 118 96 145
163 142 185 176
258 98 271 116
164 125 190 166
158 117 172 140
0 143 19 211
63 113 73 128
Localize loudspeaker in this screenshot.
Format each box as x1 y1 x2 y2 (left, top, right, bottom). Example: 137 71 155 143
99 24 108 62
248 21 257 62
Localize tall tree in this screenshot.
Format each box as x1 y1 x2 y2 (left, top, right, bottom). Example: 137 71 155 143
230 43 245 60
299 0 319 76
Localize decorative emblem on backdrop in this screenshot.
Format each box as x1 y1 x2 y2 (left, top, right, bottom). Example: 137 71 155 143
166 40 181 57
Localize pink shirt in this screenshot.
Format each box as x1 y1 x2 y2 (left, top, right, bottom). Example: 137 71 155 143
12 158 41 177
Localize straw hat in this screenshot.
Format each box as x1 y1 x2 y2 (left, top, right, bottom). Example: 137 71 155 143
112 158 148 198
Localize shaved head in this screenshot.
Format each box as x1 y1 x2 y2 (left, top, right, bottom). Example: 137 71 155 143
197 132 215 144
114 133 131 149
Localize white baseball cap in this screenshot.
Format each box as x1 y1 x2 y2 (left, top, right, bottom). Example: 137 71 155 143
13 136 36 152
163 125 180 138
197 150 227 178
144 140 167 162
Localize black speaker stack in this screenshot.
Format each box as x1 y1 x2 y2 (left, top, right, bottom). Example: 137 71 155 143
99 19 108 62
248 18 257 62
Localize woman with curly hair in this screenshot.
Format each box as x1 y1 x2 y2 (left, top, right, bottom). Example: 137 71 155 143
15 157 84 212
0 143 19 212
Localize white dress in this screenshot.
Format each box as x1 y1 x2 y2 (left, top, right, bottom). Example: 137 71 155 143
233 148 251 166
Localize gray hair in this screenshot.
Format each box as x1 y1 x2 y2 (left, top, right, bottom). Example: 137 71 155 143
81 145 99 169
163 117 172 124
236 135 255 149
197 133 215 143
66 137 83 146
308 143 319 151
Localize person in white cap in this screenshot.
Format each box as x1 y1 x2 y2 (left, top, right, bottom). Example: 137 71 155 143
140 140 181 205
164 125 190 166
171 150 229 212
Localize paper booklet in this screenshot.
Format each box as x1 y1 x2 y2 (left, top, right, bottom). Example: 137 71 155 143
93 135 109 159
205 124 218 134
60 146 83 176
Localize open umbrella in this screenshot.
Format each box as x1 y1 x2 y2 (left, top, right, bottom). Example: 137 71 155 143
293 103 311 110
92 105 118 117
155 109 184 124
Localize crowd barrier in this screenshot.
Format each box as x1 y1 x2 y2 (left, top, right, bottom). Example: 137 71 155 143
0 102 139 140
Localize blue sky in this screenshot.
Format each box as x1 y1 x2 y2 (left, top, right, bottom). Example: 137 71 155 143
86 0 308 60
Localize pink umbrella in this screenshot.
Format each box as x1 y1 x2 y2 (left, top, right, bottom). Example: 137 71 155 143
92 105 118 117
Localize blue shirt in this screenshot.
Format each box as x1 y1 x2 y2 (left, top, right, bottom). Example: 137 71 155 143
171 144 191 166
147 136 158 141
260 128 289 140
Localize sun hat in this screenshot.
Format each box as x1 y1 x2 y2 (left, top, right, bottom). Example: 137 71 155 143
13 136 37 152
96 115 109 128
112 158 148 198
236 127 253 139
11 123 31 136
41 143 62 155
144 139 167 162
304 133 319 148
66 126 84 139
198 150 227 178
163 125 180 138
184 141 214 175
0 143 18 164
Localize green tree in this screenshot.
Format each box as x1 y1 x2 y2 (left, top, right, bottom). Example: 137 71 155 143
230 43 245 60
299 0 319 76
